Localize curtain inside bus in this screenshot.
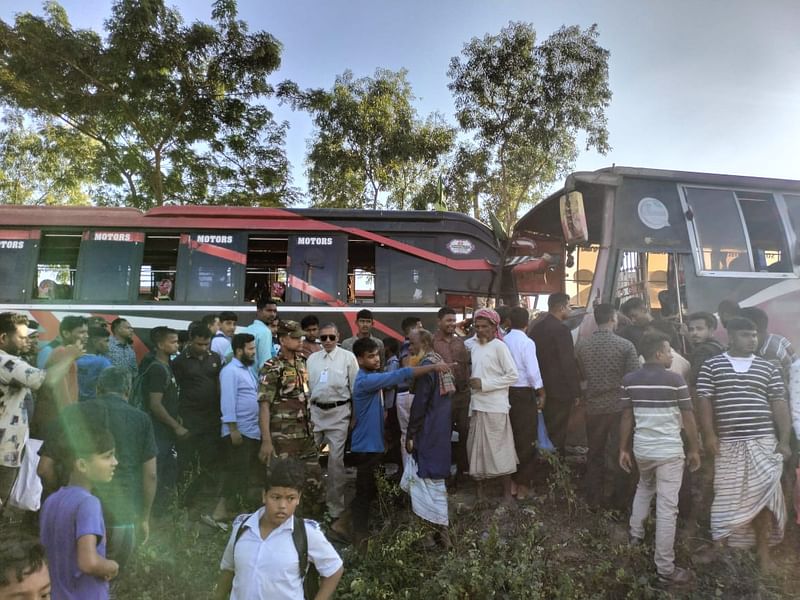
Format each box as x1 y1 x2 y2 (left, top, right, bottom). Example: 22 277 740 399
76 231 144 302
286 234 346 304
177 233 247 303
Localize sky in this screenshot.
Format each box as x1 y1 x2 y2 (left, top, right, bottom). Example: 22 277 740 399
2 0 800 202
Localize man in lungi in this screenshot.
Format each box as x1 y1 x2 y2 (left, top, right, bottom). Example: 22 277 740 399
696 316 791 571
467 308 519 505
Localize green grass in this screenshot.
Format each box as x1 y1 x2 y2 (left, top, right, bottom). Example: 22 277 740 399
114 463 799 599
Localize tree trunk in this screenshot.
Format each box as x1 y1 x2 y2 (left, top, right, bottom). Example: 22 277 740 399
153 149 164 206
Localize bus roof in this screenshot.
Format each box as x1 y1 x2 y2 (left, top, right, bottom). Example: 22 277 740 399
515 165 800 235
0 204 498 246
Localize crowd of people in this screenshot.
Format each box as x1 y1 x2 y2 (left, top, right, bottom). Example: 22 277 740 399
0 290 798 598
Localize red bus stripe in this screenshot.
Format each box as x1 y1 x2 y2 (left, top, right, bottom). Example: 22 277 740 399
286 275 346 306
0 230 40 240
182 238 247 265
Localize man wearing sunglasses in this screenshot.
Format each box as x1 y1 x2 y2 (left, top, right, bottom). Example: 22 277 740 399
307 324 359 523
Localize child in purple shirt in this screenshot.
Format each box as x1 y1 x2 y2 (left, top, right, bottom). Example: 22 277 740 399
40 421 119 600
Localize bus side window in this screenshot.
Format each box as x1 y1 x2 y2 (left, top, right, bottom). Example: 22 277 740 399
35 232 81 300
684 188 752 272
781 194 800 267
376 236 438 305
245 235 288 302
737 192 791 273
348 239 375 304
140 234 180 301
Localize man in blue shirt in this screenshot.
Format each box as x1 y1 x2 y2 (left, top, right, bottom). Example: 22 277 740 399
209 333 260 526
244 297 278 377
339 337 451 549
76 327 112 402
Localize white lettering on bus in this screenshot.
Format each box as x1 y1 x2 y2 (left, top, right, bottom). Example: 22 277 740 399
297 237 333 246
196 235 233 244
94 232 132 242
0 240 24 249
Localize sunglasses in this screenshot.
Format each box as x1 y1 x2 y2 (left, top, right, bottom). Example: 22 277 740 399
319 335 337 341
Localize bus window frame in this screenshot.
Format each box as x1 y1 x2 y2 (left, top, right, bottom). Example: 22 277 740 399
677 183 798 279
75 230 144 303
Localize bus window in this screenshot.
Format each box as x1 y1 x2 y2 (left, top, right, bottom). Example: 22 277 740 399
139 234 180 301
0 230 38 302
376 236 438 305
245 235 288 302
564 245 599 307
348 239 375 304
286 234 346 304
785 194 800 265
178 233 246 304
35 232 81 300
684 187 752 272
615 251 686 317
737 193 791 273
76 231 143 302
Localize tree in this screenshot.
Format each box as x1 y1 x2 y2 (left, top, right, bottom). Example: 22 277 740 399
281 69 454 210
0 109 100 205
447 22 611 232
0 0 295 208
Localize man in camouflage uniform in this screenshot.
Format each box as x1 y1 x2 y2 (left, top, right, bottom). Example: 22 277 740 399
257 321 321 502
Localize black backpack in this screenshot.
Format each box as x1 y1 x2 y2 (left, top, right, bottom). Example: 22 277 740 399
232 513 320 599
130 360 168 411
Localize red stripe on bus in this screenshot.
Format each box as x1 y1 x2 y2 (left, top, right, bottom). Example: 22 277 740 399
0 230 40 240
29 310 61 342
181 237 247 265
286 275 346 306
370 319 404 341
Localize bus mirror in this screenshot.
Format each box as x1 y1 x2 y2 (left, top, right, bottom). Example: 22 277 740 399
795 239 800 266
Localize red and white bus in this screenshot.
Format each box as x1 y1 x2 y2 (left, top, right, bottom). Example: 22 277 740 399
0 205 504 350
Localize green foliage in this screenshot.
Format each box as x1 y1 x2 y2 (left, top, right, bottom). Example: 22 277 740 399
0 109 99 204
447 21 611 232
0 0 295 208
281 69 454 210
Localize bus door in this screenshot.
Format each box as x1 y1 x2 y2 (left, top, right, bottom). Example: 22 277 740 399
176 232 247 304
75 231 144 303
286 234 347 305
0 230 38 302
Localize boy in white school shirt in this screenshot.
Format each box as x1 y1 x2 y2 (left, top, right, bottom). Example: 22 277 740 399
215 458 343 600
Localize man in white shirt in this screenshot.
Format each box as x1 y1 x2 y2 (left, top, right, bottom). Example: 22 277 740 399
503 307 545 501
467 308 519 505
307 324 359 521
0 312 80 507
215 458 343 600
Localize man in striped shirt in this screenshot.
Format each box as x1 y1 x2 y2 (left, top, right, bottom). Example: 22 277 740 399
619 332 699 587
696 317 791 572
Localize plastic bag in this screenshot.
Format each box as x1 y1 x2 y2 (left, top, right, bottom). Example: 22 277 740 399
8 438 43 511
537 412 556 453
400 455 417 494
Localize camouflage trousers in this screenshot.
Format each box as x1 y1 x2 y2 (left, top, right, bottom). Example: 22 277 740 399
274 437 325 517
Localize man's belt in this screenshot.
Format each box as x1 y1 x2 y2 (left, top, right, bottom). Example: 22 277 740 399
313 399 351 410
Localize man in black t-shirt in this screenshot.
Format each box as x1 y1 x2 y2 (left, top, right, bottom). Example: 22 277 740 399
140 326 182 513
172 323 222 507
